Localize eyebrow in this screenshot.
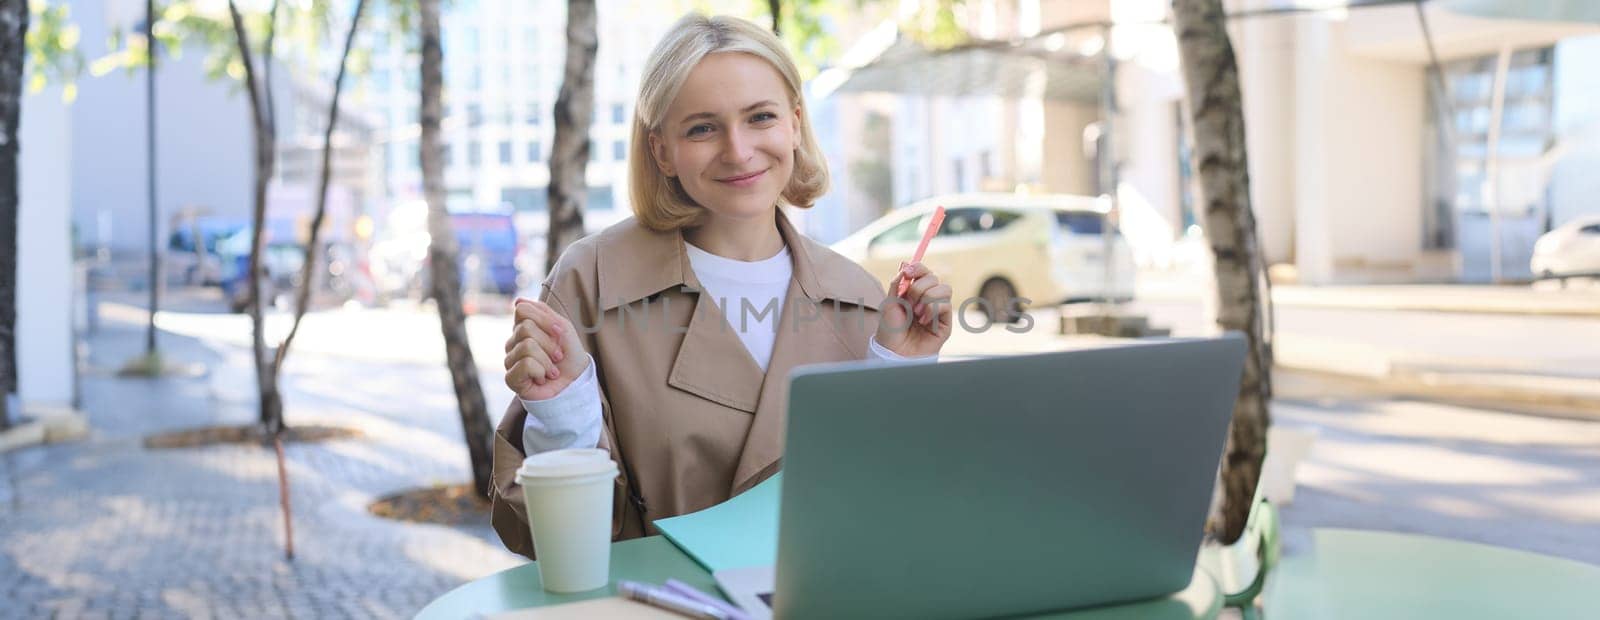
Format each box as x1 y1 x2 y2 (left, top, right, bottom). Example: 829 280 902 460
677 100 780 126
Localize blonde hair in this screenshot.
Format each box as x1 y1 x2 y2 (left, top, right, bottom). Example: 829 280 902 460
628 13 829 232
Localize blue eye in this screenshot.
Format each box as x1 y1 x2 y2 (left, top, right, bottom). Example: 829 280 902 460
752 112 777 123
687 124 713 137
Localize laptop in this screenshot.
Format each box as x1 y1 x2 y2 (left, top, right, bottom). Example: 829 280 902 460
715 335 1247 619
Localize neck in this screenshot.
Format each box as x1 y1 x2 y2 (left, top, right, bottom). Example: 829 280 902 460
684 208 785 261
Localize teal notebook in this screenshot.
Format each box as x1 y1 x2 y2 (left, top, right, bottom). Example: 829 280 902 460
653 473 782 573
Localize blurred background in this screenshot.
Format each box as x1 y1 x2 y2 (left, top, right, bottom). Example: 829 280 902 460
3 0 1599 617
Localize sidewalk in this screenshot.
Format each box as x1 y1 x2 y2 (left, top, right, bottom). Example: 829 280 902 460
1133 274 1600 418
1271 283 1600 318
0 298 522 618
1138 269 1600 317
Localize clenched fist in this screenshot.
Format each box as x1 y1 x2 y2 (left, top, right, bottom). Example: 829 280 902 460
504 298 591 401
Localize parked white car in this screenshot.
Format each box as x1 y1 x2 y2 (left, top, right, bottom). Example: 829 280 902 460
832 193 1136 322
1531 215 1600 281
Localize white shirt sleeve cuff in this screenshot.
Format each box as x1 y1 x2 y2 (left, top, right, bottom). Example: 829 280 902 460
519 355 603 455
868 337 939 363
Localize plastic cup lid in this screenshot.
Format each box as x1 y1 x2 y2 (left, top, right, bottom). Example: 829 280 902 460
517 448 617 480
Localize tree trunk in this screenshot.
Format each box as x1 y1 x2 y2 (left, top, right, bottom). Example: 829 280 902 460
421 0 494 498
274 0 368 374
545 0 596 274
768 0 782 36
1171 0 1273 545
228 0 285 434
144 0 159 361
0 0 28 431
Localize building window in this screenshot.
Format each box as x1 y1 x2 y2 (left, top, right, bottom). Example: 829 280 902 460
612 103 626 125
443 144 454 168
1176 104 1197 232
1426 46 1555 254
499 141 512 165
526 103 542 126
529 141 542 163
613 139 626 161
468 140 481 167
467 103 483 127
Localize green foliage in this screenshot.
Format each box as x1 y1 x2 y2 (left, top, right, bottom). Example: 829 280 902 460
24 1 85 102
729 0 971 80
87 0 416 89
897 0 969 49
763 0 840 80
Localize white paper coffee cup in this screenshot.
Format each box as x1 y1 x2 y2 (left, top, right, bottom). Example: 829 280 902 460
516 448 619 593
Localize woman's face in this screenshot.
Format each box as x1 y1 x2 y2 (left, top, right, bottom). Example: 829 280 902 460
650 52 801 223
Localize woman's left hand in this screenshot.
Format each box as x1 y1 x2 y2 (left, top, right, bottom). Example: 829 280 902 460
876 261 954 358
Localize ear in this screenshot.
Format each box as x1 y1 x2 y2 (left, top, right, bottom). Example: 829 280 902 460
648 131 676 177
791 105 804 150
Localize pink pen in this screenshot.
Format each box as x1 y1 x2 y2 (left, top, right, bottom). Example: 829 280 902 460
897 205 946 298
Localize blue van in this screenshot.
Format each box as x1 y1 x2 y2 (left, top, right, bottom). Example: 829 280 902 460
450 212 520 295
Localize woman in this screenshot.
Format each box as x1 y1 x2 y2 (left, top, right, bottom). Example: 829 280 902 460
490 13 954 559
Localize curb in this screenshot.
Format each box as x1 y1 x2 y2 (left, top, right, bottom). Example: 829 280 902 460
1268 286 1600 319
0 406 90 454
1275 365 1600 421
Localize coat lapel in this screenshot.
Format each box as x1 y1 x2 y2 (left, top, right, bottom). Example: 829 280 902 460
728 212 883 493
666 283 765 414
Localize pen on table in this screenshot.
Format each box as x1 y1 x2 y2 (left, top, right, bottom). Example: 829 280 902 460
663 579 751 620
897 205 947 298
618 580 732 619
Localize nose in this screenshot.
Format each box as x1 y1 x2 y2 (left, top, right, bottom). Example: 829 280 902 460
720 125 755 165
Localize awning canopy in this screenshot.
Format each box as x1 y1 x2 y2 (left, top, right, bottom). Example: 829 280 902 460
814 32 1105 104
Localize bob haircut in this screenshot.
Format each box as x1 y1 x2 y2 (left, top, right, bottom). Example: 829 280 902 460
628 13 829 232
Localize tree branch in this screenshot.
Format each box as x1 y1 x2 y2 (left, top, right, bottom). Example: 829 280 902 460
274 0 369 374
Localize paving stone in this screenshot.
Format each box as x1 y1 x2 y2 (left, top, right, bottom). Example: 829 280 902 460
2 311 523 617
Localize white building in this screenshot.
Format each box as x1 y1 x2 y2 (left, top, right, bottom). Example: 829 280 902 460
16 84 76 416
66 0 262 263
819 0 1600 284
354 0 682 223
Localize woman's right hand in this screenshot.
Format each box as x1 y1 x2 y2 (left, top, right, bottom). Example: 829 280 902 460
505 298 591 401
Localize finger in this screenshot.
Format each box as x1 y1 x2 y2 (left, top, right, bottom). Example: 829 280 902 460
507 358 549 392
504 338 552 373
915 283 954 327
928 287 947 329
510 320 563 363
515 298 566 338
906 273 942 306
507 319 543 352
528 301 568 339
514 299 564 337
887 270 907 300
513 299 542 324
531 323 563 363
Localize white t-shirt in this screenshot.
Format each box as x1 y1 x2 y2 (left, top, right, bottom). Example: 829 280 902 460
682 241 791 371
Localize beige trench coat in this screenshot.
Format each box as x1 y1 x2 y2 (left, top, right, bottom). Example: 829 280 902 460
490 211 884 559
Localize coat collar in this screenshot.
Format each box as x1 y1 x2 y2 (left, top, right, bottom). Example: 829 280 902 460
597 209 879 312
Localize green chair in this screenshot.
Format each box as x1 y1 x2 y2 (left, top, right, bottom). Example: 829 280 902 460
1197 490 1280 620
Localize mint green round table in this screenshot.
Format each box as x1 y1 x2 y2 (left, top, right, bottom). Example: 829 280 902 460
1266 528 1600 619
416 536 1222 619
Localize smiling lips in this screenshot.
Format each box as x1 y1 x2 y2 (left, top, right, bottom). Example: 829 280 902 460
716 169 767 188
